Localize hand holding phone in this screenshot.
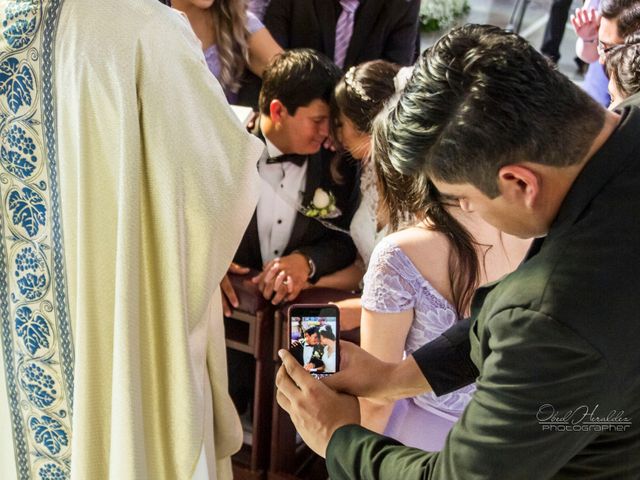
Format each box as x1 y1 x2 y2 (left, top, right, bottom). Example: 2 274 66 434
288 304 340 378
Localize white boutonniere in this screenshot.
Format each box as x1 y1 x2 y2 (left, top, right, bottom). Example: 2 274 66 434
303 188 341 219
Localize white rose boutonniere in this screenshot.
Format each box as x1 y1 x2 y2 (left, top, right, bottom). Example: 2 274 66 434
303 188 341 219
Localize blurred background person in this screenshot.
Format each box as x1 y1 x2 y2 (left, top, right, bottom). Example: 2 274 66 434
171 0 282 102
605 33 640 106
237 0 420 107
541 0 586 71
572 0 640 106
248 0 270 20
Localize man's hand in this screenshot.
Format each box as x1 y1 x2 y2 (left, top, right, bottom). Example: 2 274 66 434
276 349 360 457
220 262 250 316
323 341 431 402
251 253 310 304
571 7 600 42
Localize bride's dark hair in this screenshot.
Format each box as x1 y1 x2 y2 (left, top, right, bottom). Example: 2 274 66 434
329 60 401 183
332 60 401 136
372 106 481 317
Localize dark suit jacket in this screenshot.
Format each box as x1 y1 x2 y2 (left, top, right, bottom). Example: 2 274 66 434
236 0 420 108
326 108 640 479
233 130 358 281
265 0 420 68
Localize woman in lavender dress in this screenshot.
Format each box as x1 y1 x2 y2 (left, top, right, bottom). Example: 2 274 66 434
171 0 282 102
356 113 531 451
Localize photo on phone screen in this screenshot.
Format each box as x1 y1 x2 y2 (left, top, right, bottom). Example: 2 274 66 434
288 304 339 378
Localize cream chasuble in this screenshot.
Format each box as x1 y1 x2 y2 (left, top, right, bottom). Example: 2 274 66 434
0 0 264 478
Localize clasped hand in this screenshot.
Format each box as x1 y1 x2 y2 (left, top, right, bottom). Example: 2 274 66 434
251 253 310 304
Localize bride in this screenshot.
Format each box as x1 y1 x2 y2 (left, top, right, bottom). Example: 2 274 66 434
318 325 337 373
313 61 404 328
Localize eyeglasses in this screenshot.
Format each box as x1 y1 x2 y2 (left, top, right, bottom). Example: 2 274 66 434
597 40 617 56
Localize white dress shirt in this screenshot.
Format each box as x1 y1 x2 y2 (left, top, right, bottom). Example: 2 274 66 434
303 343 315 365
257 133 308 264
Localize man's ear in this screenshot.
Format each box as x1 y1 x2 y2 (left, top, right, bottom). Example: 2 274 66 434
270 99 287 124
497 165 540 209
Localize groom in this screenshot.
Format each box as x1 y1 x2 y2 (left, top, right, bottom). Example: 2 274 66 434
221 48 358 314
224 49 358 414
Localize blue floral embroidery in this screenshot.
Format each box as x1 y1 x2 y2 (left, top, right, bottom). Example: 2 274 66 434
16 272 46 301
1 123 39 180
29 415 68 455
20 363 57 408
39 463 66 480
14 245 48 301
15 305 50 355
2 0 38 50
8 186 47 237
0 56 35 114
0 0 72 477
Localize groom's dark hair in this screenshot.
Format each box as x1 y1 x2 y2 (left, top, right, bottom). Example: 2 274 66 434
259 49 341 116
304 326 319 336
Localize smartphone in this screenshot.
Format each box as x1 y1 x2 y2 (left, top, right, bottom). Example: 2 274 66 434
288 304 340 379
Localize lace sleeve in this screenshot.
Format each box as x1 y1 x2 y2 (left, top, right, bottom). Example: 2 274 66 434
361 239 419 313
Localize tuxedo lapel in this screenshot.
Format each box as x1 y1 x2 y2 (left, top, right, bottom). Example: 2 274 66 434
285 154 323 252
245 118 265 266
345 0 384 67
246 210 263 266
315 0 339 59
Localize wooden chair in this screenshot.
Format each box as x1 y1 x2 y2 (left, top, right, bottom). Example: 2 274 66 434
225 271 276 480
268 288 361 480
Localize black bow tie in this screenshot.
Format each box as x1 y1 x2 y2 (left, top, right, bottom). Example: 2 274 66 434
266 154 307 167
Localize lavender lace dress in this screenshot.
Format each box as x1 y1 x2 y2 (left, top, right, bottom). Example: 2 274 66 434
362 237 476 451
204 11 263 103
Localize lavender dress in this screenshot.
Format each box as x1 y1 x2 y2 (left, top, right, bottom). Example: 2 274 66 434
362 237 476 451
204 11 263 103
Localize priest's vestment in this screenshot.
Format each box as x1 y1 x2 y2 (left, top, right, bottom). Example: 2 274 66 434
0 0 263 478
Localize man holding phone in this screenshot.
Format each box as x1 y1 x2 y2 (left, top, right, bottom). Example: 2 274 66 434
276 24 640 479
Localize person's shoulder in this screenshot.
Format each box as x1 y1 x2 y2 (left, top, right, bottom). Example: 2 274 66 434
246 10 265 34
377 227 452 295
78 0 185 34
385 227 451 271
59 0 186 50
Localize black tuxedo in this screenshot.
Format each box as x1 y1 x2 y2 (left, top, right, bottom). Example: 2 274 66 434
228 127 357 415
236 0 420 108
233 127 358 281
266 0 420 68
290 341 325 369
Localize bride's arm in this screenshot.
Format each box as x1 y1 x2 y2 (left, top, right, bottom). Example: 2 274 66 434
312 260 365 291
359 308 413 433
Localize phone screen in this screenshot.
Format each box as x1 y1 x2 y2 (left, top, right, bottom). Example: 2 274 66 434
288 304 339 378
